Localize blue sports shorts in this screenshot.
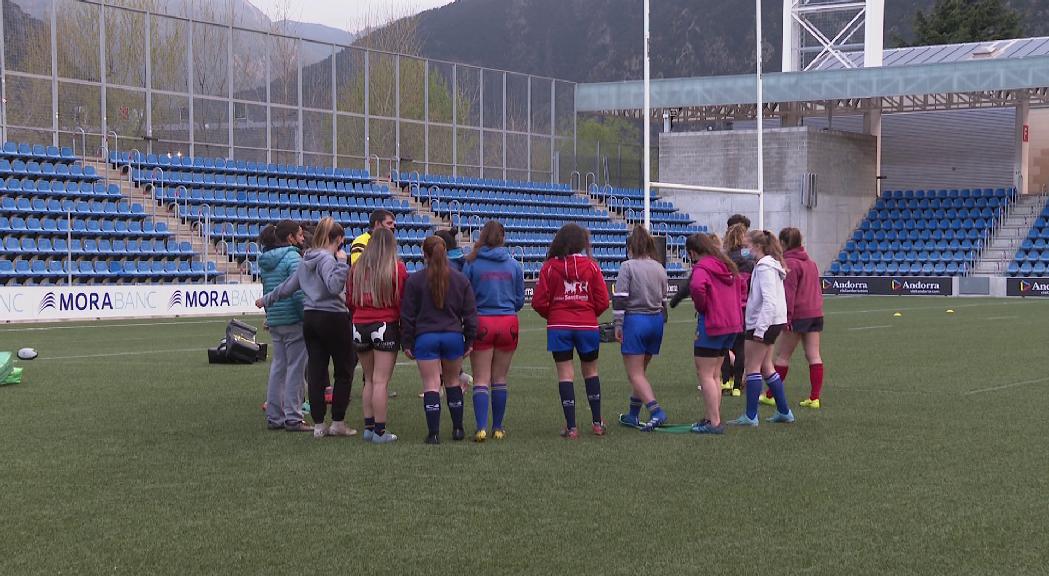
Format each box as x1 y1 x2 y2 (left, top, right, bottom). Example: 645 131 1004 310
621 312 664 356
413 331 466 361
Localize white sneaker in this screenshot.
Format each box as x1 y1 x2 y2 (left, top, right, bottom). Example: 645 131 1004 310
313 423 328 438
327 421 358 437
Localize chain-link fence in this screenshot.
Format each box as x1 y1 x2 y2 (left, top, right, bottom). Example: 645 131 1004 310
0 0 574 181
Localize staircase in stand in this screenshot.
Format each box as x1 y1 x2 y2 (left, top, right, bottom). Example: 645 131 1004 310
972 193 1047 276
389 180 449 230
577 187 689 273
86 160 252 283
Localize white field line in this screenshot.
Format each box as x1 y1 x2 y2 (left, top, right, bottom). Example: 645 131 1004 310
963 376 1049 396
847 325 892 331
37 347 202 361
983 316 1018 321
831 300 1041 316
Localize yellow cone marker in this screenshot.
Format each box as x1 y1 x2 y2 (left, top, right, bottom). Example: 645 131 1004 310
946 309 955 314
893 312 902 317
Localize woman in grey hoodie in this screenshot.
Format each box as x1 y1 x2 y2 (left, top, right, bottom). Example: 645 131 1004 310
256 217 357 439
730 229 795 427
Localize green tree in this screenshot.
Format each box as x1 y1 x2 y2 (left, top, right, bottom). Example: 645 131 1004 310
905 0 1023 46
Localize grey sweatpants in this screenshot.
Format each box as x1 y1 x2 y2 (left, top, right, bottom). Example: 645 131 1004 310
266 323 308 428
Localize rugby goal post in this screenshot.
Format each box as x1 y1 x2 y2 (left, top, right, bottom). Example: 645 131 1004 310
642 0 766 230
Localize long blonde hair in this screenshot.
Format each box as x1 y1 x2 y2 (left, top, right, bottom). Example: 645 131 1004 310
312 217 344 251
351 227 400 308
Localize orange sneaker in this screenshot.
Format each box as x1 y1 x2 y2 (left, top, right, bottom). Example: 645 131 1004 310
591 420 607 437
560 427 579 439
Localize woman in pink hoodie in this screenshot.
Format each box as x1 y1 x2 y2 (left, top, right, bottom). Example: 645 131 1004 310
686 233 742 435
772 227 825 408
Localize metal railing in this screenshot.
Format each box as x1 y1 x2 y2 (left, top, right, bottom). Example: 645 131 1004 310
106 131 119 158
124 148 142 183
148 167 165 220
197 204 212 284
72 127 86 159
584 172 596 192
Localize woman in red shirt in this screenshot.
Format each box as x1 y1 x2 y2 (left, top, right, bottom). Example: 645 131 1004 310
533 223 610 439
771 227 826 409
347 227 409 443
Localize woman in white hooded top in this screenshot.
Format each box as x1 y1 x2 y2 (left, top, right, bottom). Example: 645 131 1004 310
730 229 795 426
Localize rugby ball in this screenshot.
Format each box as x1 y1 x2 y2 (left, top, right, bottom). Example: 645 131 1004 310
17 348 38 360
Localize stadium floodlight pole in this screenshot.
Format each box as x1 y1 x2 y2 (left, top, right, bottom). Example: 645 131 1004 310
756 0 765 230
643 0 651 230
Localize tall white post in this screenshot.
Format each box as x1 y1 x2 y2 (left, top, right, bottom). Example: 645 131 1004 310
756 0 765 230
643 0 651 230
782 0 800 72
865 0 885 68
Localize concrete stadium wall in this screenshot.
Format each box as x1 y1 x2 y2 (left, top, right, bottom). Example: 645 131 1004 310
658 126 876 271
806 109 1017 191
1028 109 1049 194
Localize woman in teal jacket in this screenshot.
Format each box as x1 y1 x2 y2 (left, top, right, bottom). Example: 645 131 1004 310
259 220 309 431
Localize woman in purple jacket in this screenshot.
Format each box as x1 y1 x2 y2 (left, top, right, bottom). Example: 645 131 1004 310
402 235 479 444
686 233 742 435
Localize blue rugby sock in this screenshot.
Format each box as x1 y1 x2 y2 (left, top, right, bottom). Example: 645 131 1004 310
765 372 790 414
745 373 764 420
645 400 664 419
491 384 508 429
473 386 490 431
628 396 642 419
558 381 576 429
584 376 602 424
423 391 441 436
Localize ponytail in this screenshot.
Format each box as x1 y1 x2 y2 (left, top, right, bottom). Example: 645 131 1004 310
748 229 787 270
423 235 450 309
685 233 737 274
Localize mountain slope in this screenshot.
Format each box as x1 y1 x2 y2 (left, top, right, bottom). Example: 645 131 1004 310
410 0 1049 82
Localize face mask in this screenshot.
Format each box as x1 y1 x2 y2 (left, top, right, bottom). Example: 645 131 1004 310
741 248 752 258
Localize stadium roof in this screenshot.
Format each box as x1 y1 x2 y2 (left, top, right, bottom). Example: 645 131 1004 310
576 37 1049 120
813 36 1049 70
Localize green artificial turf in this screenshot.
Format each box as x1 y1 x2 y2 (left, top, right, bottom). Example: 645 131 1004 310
1 297 1047 575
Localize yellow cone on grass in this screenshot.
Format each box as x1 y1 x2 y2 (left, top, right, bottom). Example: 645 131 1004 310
893 312 902 317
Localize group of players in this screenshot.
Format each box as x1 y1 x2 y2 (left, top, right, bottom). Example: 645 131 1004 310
254 209 825 443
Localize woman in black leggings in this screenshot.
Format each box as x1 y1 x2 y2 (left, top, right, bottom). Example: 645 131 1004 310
258 217 357 438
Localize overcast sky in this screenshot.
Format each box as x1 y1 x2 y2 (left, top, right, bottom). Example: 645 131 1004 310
250 0 456 32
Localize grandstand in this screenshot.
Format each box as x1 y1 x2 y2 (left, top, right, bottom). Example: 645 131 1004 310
0 143 220 285
3 0 1049 300
829 187 1015 277
396 173 703 277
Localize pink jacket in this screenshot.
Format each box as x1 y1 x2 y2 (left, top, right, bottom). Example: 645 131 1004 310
783 247 824 322
690 256 743 336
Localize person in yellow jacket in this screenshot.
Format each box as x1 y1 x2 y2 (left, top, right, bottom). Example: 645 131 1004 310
350 209 396 265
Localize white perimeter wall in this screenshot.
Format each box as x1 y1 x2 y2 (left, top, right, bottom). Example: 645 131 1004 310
0 283 263 323
658 126 876 270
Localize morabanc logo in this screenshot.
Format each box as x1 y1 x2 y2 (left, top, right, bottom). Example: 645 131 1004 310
39 291 57 312
1019 280 1033 293
821 279 832 291
168 290 184 309
891 279 903 291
